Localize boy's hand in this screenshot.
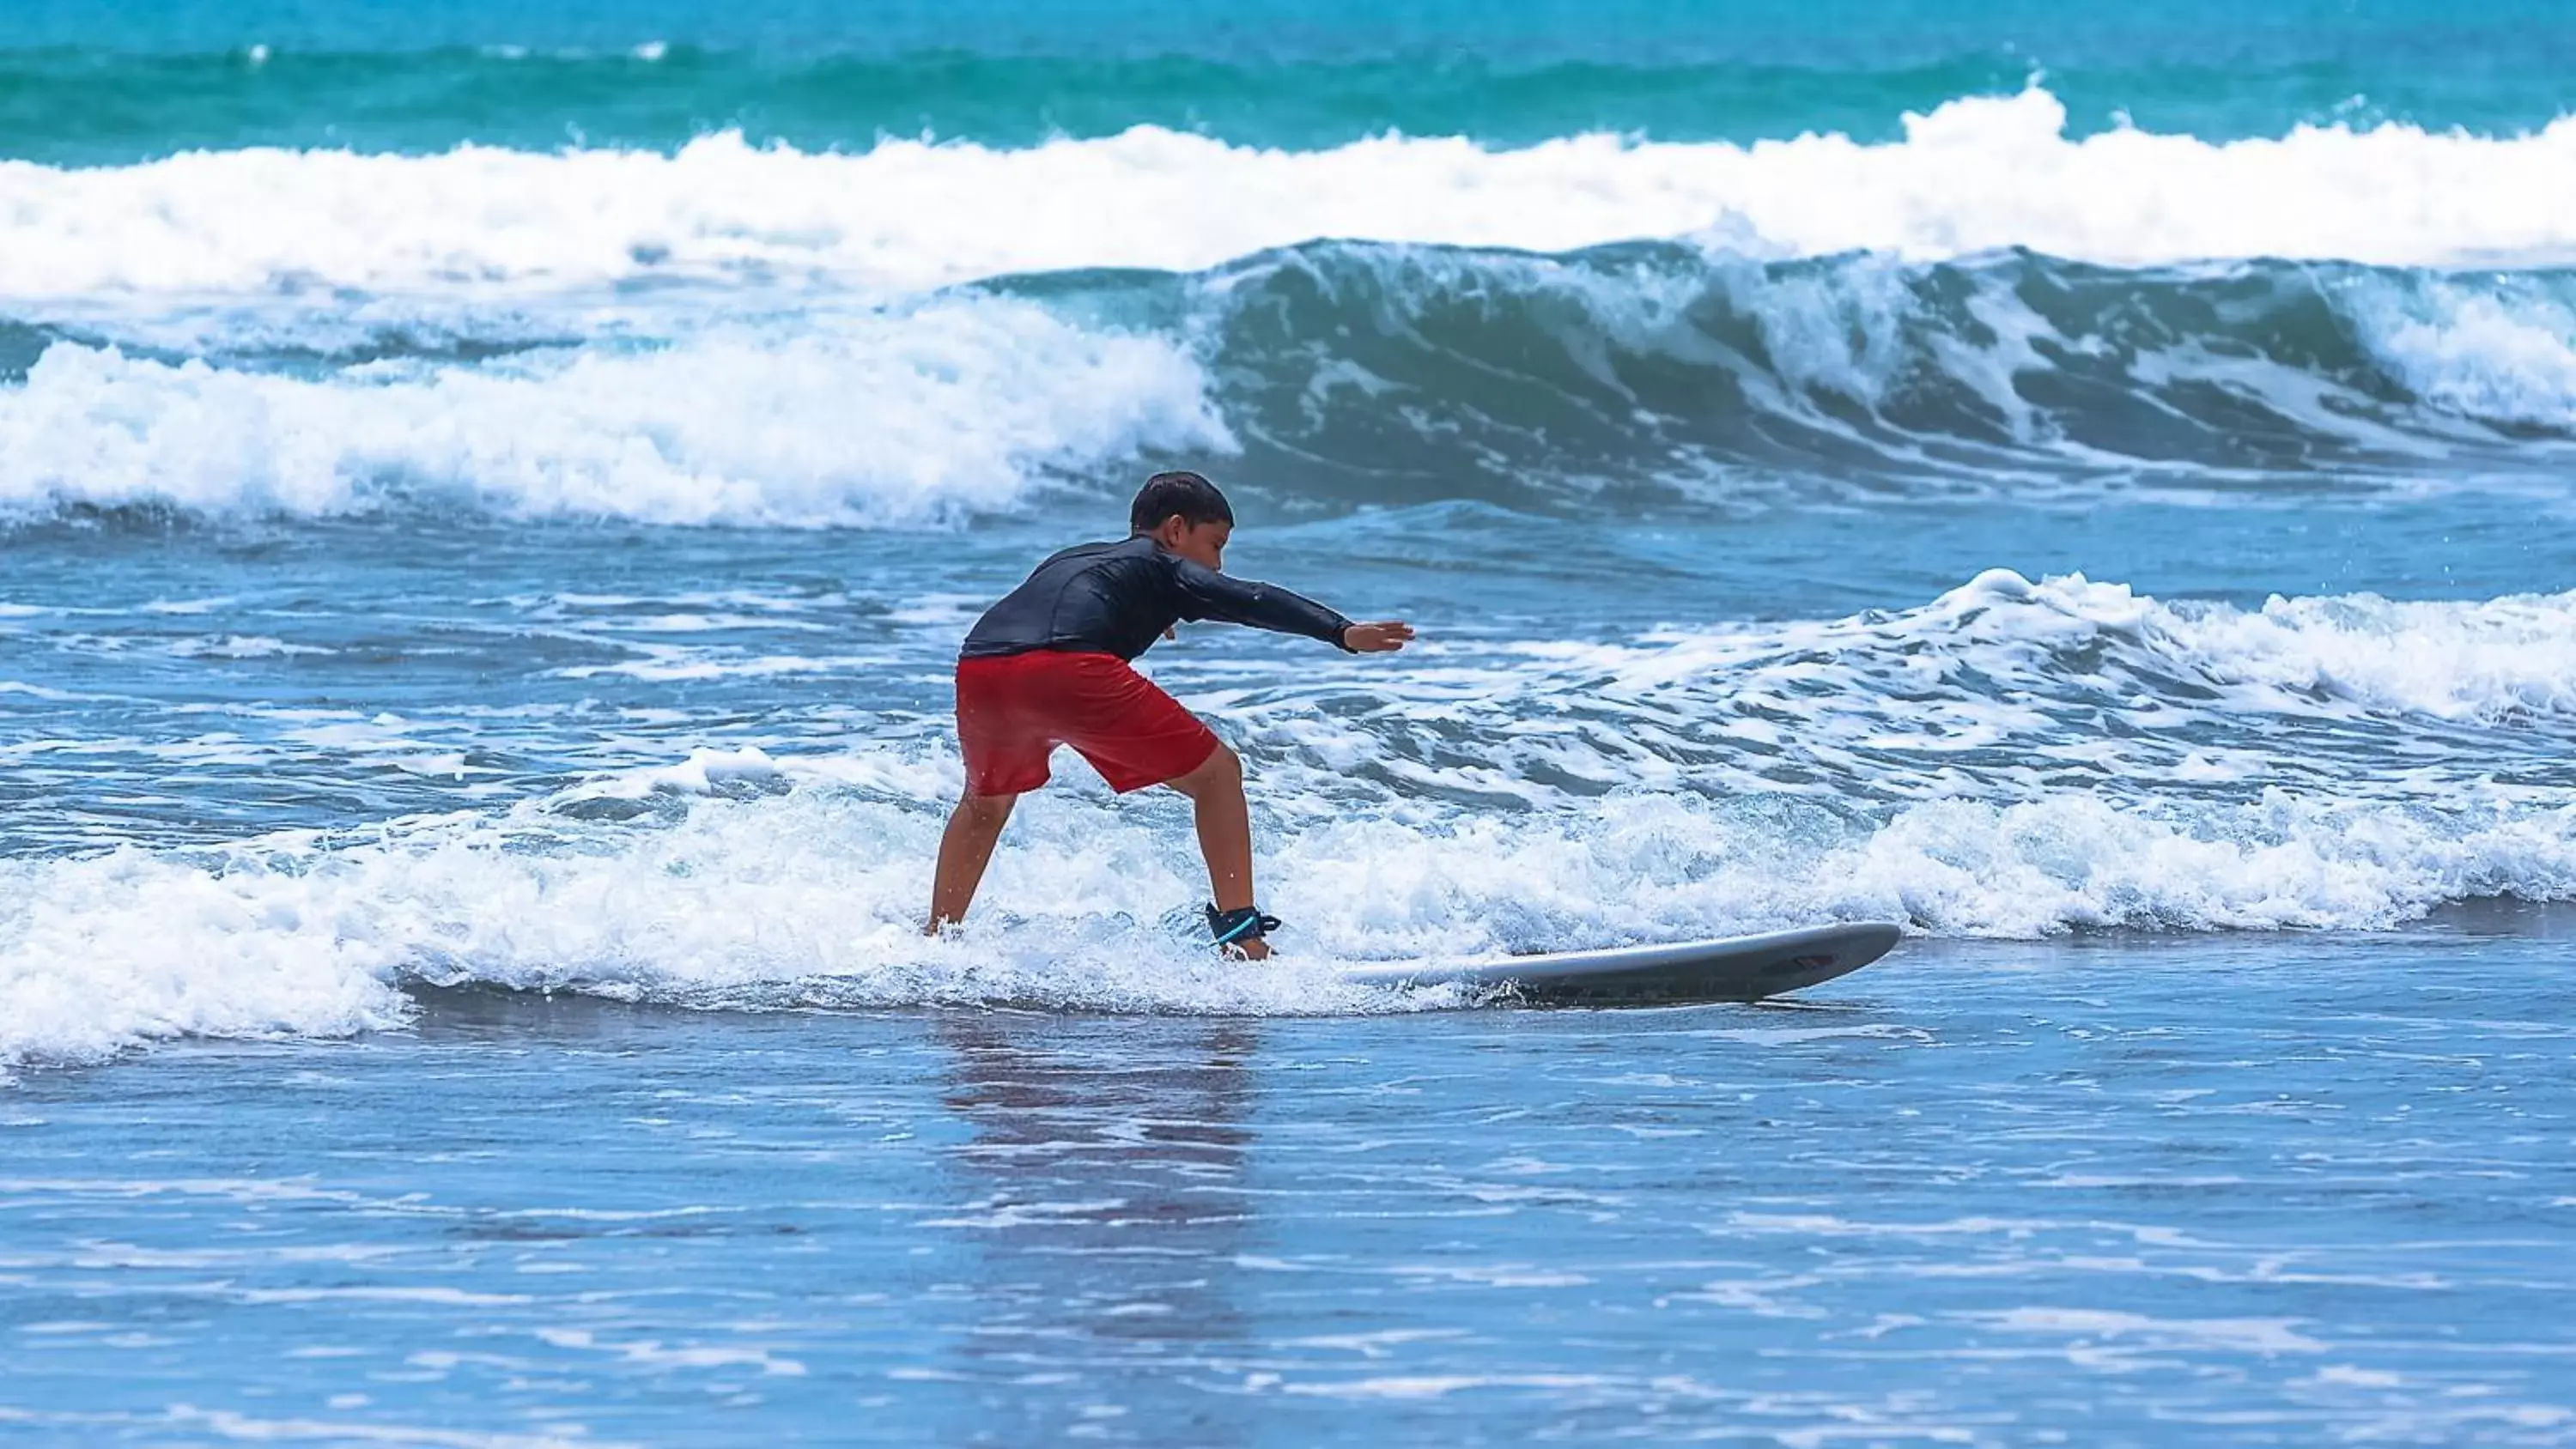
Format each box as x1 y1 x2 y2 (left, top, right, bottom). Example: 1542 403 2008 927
1341 621 1415 653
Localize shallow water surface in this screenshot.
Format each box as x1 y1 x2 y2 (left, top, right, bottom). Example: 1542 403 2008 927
5 929 2572 1445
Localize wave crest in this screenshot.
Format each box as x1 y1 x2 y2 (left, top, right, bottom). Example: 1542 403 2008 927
0 300 1226 525
8 89 2576 304
20 246 2576 525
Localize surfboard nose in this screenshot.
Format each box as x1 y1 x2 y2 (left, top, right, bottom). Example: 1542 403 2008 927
1744 921 1903 997
1336 920 1905 1005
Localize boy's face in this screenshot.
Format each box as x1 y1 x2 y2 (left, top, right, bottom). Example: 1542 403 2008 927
1150 515 1231 572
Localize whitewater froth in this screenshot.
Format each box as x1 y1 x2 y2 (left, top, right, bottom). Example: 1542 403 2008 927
10 570 2576 1076
15 246 2576 526
8 89 2576 309
6 758 2573 1076
0 301 1227 524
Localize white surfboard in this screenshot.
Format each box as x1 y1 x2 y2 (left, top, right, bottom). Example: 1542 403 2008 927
1332 921 1901 1005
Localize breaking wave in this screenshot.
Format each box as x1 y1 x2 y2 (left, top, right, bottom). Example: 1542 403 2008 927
0 299 1225 525
7 89 2576 304
3 759 2569 1076
7 248 2576 524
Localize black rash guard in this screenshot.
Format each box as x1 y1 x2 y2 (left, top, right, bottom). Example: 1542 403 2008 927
960 535 1354 662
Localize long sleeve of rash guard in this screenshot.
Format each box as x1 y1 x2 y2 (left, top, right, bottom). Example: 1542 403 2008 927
1167 556 1355 651
960 535 1358 660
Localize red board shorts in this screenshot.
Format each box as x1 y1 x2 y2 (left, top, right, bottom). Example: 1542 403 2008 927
955 650 1220 797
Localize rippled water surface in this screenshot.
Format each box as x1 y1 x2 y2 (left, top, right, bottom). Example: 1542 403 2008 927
7 929 2573 1444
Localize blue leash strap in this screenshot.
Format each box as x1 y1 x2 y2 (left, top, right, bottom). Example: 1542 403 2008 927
1206 905 1283 946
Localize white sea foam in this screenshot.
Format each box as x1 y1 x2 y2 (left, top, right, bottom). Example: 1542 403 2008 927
2349 276 2576 429
167 634 331 659
0 784 1447 1076
2134 583 2576 723
6 90 2576 305
569 745 788 799
0 300 1226 524
5 740 2574 1075
8 233 2571 531
1686 570 2576 726
1205 571 2576 824
9 573 2576 1075
5 266 2557 530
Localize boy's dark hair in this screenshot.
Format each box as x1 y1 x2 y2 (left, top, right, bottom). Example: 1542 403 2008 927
1129 470 1234 534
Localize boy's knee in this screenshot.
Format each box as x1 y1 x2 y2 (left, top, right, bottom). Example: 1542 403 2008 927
1196 743 1242 790
957 792 1017 827
1170 742 1241 797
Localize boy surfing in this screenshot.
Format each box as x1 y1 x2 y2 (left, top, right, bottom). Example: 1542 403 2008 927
927 470 1413 958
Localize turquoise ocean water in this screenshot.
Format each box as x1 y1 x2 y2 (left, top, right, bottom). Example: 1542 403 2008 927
3 1 2575 1442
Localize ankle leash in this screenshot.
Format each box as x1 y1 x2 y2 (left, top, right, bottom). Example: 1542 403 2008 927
1205 904 1282 949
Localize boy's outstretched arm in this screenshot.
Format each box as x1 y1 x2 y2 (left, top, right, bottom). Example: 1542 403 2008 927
1168 557 1413 653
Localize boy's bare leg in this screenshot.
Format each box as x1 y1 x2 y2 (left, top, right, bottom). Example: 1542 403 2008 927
1164 744 1269 960
927 791 1018 932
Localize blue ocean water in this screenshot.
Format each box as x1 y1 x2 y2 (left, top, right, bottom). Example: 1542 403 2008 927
5 0 2576 1440
7 929 2575 1445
